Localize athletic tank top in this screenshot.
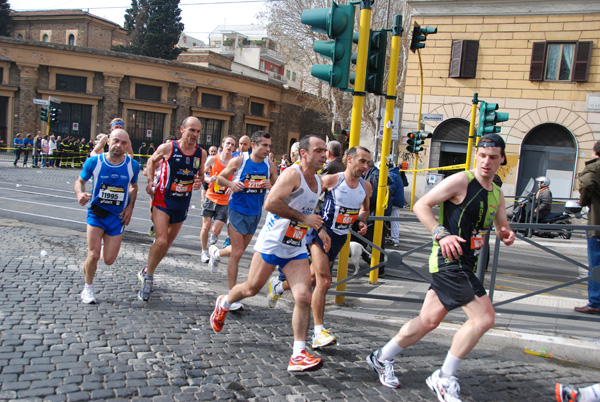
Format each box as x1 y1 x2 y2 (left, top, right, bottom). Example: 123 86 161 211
429 170 501 273
153 140 203 211
81 153 139 215
206 154 231 206
321 173 367 236
254 164 321 258
228 153 271 216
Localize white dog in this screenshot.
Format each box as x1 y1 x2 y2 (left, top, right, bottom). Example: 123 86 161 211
349 241 371 275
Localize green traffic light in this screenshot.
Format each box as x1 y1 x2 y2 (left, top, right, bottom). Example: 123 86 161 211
478 101 509 136
40 107 48 122
410 22 437 53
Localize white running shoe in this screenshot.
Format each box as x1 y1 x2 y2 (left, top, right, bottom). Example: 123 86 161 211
81 287 97 304
209 233 218 246
229 301 244 311
266 276 283 308
201 250 209 263
311 328 337 349
366 350 401 389
208 245 220 273
426 369 461 402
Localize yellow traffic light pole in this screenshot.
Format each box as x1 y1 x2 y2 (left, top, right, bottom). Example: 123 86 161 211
409 48 425 211
368 15 402 284
335 0 373 304
464 93 479 170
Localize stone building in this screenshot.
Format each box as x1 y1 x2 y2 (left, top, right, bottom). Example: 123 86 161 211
402 0 600 200
0 36 328 157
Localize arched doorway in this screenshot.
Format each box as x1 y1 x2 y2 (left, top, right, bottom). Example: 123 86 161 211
431 118 470 177
516 123 577 199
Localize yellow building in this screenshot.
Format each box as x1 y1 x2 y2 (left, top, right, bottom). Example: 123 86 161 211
403 0 600 200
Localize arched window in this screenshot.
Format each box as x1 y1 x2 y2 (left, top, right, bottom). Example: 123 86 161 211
68 34 75 46
42 34 49 42
17 34 23 40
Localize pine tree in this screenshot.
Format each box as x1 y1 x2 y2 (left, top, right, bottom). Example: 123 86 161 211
118 0 184 60
0 0 12 37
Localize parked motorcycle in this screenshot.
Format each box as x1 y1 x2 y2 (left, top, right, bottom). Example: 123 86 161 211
510 178 582 239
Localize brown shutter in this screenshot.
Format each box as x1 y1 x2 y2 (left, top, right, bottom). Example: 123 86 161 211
449 40 463 78
529 42 547 81
573 41 592 82
461 40 479 78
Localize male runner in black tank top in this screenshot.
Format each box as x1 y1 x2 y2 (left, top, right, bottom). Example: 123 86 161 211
366 133 515 402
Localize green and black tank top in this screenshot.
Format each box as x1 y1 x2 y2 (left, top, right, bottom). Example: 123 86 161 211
429 171 501 273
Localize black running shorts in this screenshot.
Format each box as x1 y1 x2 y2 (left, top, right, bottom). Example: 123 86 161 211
429 266 487 311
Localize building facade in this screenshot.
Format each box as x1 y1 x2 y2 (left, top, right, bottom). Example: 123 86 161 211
0 36 328 156
402 0 600 200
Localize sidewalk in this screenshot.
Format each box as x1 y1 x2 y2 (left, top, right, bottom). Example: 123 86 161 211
1 217 600 401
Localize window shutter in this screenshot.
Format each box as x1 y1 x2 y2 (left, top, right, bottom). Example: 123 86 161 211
573 41 592 82
529 42 547 81
449 40 463 78
461 40 479 78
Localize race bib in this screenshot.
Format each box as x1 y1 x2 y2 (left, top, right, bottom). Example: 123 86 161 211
334 206 359 230
470 230 486 250
282 221 309 247
212 181 225 194
170 179 193 195
98 184 125 206
244 174 267 194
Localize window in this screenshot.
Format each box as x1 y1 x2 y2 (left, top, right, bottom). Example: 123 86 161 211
68 34 75 46
530 41 592 82
250 102 264 117
449 40 479 79
126 110 165 147
260 61 265 71
286 70 291 79
0 67 3 84
42 34 49 42
246 124 265 136
199 118 223 148
201 93 222 110
17 34 23 40
56 74 87 93
292 72 296 81
135 84 162 102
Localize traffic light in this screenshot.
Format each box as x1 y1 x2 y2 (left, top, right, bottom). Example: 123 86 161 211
477 101 509 136
49 107 61 124
40 107 48 122
407 132 424 153
410 22 437 53
350 29 388 95
301 2 355 89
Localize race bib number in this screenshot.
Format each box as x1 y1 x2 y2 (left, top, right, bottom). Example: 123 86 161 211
98 184 125 206
334 206 359 230
282 221 309 247
470 231 486 250
244 174 267 194
170 179 193 195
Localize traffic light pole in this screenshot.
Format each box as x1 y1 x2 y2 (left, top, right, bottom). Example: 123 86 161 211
465 93 479 170
368 14 402 285
348 0 373 148
409 48 425 211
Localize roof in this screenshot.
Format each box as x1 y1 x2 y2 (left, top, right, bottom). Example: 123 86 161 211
11 10 124 29
208 24 268 41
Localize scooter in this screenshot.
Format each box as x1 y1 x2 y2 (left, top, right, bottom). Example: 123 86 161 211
510 179 582 239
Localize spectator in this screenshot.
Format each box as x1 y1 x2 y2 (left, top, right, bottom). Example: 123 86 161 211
138 142 148 166
13 133 23 167
388 163 407 247
320 140 345 175
148 143 155 156
22 133 33 167
48 135 57 168
534 176 552 221
41 134 50 168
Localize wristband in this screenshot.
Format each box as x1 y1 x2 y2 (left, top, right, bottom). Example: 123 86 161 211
432 225 450 243
316 226 325 234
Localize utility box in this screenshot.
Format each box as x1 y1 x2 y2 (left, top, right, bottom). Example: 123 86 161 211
425 173 444 194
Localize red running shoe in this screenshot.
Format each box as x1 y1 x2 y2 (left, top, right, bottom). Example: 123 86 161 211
210 295 229 332
287 350 323 372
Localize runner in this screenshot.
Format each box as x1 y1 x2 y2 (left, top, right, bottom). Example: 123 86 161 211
138 116 206 302
200 136 236 263
210 134 328 372
207 131 277 311
74 129 139 304
267 146 371 349
365 133 515 401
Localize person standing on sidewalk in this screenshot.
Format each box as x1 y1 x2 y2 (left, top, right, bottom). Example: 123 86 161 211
267 146 371 349
210 134 328 372
366 133 515 401
320 140 345 175
22 133 33 167
138 116 206 302
207 131 277 311
13 133 23 166
74 129 140 304
388 163 407 247
574 141 600 315
200 136 236 263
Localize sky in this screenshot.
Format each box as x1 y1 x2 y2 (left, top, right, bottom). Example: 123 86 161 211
14 0 268 44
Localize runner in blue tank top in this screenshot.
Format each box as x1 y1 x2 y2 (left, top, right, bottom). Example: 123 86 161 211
138 116 206 302
74 129 140 304
206 131 278 311
366 134 516 400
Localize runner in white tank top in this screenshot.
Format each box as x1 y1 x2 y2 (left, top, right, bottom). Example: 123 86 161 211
210 135 329 373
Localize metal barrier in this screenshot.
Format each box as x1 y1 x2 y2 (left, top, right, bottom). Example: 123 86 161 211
330 216 600 316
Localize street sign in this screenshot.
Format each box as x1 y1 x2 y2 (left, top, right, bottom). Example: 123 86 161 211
146 130 152 138
33 98 50 106
48 96 61 104
422 113 443 121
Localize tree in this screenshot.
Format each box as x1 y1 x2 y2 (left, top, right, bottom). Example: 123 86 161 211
118 0 184 60
0 0 12 37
